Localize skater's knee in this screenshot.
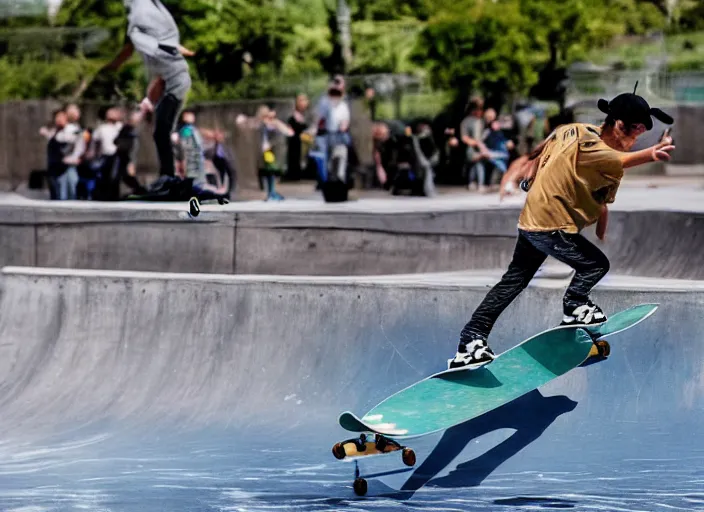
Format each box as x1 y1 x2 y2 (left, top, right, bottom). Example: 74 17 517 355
597 255 610 277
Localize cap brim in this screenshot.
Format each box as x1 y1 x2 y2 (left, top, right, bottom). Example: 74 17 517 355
650 108 674 125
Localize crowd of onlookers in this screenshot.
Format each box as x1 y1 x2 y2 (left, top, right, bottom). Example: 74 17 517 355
39 103 147 201
38 77 570 202
369 94 573 198
37 75 352 202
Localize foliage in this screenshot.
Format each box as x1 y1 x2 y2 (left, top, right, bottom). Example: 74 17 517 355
349 19 423 74
0 0 701 103
412 0 538 98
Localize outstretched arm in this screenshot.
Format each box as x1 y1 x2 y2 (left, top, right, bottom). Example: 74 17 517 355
620 136 674 169
273 119 295 137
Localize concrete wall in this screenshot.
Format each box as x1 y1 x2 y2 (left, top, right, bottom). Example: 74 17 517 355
0 203 702 279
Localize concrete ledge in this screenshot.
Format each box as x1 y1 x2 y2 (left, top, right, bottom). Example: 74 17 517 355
0 186 703 278
6 266 704 293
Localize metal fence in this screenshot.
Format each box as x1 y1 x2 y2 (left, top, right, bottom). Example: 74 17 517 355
567 68 704 106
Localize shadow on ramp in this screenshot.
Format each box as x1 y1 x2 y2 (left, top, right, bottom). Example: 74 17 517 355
374 389 577 500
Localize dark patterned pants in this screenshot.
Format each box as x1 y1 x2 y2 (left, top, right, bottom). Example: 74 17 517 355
153 93 183 177
459 229 610 345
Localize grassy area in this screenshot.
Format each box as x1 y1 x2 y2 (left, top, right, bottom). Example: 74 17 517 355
585 31 704 71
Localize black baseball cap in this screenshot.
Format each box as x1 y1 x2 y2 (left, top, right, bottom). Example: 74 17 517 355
597 82 673 130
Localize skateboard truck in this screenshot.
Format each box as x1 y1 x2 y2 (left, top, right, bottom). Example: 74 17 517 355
579 333 611 368
332 433 416 496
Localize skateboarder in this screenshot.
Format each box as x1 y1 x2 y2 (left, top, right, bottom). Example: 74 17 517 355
102 0 194 178
449 88 675 370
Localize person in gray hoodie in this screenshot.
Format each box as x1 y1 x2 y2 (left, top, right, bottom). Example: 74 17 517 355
101 0 194 178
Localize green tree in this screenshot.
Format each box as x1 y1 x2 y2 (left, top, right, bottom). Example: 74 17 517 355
412 1 537 100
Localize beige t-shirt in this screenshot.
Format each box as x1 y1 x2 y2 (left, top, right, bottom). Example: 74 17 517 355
518 123 624 234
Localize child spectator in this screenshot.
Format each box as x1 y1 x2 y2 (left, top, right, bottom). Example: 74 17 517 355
237 106 294 201
482 108 513 177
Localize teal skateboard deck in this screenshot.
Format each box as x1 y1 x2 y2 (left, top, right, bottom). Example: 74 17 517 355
338 303 658 439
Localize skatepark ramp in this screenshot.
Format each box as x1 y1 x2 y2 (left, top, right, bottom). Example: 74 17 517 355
0 266 702 510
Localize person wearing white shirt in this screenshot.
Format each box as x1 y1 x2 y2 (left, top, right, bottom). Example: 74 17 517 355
311 75 352 184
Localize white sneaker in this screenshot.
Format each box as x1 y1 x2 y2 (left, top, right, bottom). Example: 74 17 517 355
448 339 496 370
561 301 607 326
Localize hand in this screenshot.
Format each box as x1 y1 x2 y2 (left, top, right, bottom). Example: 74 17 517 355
652 137 675 162
499 179 515 202
140 97 154 114
178 45 195 57
377 167 387 186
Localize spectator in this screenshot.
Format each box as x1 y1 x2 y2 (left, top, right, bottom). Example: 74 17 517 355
316 75 351 138
237 106 294 201
460 97 491 192
40 109 69 200
371 120 406 189
175 109 229 195
310 76 352 184
39 106 83 200
285 93 311 181
200 126 236 197
370 119 436 196
482 108 513 184
87 106 124 200
412 119 440 196
178 109 209 188
111 109 147 199
61 103 85 199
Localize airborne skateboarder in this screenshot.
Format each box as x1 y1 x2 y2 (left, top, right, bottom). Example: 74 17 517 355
449 87 675 370
102 0 194 178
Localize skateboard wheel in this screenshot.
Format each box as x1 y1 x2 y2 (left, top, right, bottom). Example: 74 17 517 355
353 477 368 496
596 340 611 357
188 197 200 217
402 448 416 467
375 435 387 451
332 443 346 460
